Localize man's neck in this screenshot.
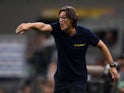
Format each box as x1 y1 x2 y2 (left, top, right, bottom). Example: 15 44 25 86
67 27 76 36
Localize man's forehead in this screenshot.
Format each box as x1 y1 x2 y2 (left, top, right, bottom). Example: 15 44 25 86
59 11 66 16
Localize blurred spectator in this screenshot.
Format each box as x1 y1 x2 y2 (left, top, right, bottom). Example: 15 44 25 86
27 32 55 79
116 55 124 93
0 88 8 93
37 80 53 93
104 55 124 93
117 70 124 93
103 58 117 93
35 50 57 93
36 50 57 93
102 30 117 47
17 85 33 93
47 50 57 83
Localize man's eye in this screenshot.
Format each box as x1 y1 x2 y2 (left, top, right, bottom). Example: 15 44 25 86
59 16 67 19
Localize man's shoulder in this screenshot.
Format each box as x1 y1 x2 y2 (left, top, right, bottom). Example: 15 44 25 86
77 25 89 30
77 25 89 33
50 21 61 31
50 21 61 35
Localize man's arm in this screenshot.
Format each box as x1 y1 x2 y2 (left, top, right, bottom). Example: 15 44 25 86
16 22 52 34
97 40 118 81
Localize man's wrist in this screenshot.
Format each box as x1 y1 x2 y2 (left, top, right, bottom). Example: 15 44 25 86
109 62 116 68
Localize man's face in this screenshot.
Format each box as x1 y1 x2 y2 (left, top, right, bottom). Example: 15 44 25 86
59 11 72 31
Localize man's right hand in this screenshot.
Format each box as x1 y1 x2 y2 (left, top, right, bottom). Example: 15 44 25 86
16 23 31 34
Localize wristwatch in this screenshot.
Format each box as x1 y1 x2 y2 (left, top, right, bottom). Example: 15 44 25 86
109 63 116 68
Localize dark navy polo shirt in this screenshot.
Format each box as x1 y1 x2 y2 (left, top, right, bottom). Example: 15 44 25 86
50 22 99 82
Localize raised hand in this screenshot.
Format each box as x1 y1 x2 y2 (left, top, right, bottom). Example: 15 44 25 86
16 23 31 34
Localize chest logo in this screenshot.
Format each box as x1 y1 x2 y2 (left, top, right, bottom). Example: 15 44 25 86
74 43 86 47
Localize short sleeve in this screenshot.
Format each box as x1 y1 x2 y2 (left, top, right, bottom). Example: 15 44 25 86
86 29 100 46
50 21 61 36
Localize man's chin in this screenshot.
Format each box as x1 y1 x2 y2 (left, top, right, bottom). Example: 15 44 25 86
61 27 67 31
61 28 65 31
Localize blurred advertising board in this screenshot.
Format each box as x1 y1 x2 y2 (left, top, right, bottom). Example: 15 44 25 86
0 34 28 78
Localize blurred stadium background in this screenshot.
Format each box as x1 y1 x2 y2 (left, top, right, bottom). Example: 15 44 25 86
0 0 124 93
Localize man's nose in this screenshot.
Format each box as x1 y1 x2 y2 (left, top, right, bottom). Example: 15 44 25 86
59 18 63 22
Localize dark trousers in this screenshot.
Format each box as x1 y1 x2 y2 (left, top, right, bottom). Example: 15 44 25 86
54 80 87 93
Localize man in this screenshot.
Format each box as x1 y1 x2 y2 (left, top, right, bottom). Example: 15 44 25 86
16 6 118 93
